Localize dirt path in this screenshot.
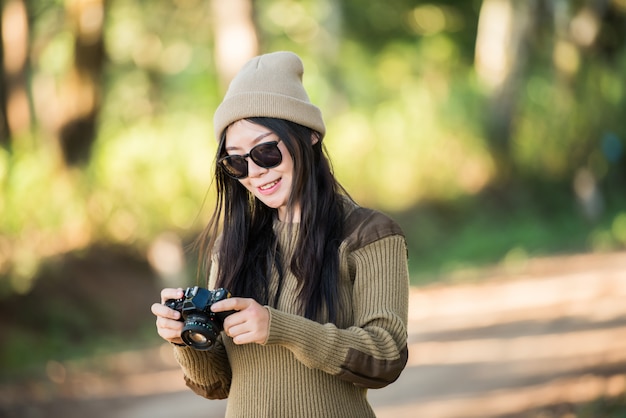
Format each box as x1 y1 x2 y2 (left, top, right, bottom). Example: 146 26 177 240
377 251 626 417
3 251 626 418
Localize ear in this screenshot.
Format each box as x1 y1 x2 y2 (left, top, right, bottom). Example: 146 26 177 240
311 132 320 145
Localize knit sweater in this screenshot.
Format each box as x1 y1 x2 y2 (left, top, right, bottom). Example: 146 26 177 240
173 204 409 417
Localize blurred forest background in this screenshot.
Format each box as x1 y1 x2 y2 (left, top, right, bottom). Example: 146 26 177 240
0 0 625 408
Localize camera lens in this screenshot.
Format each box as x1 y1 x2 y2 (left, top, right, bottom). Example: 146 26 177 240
181 313 220 350
187 331 209 345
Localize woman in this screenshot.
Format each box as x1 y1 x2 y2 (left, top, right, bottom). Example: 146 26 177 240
151 51 409 417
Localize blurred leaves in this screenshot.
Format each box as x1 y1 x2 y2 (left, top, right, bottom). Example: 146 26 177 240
0 0 625 295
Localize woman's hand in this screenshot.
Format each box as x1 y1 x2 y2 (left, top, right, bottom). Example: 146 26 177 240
212 297 270 345
151 288 185 345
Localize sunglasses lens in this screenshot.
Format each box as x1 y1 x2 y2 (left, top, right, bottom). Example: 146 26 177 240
219 141 283 179
250 142 282 168
220 156 248 179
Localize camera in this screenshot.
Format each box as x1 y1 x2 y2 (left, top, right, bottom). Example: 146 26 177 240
165 286 235 350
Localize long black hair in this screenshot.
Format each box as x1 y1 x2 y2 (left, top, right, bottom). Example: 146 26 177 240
196 117 349 323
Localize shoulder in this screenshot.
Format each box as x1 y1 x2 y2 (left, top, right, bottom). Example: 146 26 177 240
341 200 405 252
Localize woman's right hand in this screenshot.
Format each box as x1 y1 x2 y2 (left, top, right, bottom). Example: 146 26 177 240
151 288 185 345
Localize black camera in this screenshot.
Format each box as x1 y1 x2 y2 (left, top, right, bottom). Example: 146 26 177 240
165 286 235 350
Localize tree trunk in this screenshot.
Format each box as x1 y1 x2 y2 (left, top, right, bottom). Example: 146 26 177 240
57 0 105 166
475 0 536 181
0 6 9 146
1 0 31 144
210 0 259 90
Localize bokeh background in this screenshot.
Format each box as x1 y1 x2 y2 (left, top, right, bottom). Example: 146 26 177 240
1 0 625 417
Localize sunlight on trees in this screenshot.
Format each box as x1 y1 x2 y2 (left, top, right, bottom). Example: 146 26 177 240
211 0 258 87
1 0 30 136
0 0 625 295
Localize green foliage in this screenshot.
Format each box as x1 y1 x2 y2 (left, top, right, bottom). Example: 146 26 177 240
526 393 626 418
399 192 626 285
1 8 626 416
513 56 626 184
0 111 217 295
2 0 626 300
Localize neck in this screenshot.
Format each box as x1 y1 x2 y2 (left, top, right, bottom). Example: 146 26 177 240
278 206 301 223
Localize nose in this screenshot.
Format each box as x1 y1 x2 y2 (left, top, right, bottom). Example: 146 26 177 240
246 156 267 178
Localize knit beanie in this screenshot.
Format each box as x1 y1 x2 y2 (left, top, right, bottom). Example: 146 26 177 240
213 51 325 141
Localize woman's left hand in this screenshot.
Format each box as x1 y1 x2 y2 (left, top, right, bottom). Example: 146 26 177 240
211 297 270 345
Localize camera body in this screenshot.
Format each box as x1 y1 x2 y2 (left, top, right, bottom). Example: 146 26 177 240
165 286 235 350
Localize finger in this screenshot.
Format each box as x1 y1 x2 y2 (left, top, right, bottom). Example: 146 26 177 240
151 302 181 320
158 329 184 345
211 297 252 313
155 316 183 333
155 317 184 344
222 311 246 332
160 288 184 304
222 303 267 332
231 330 253 345
223 317 244 337
223 306 269 345
229 326 265 345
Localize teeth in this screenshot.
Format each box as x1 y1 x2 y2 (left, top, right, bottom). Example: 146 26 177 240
260 180 278 190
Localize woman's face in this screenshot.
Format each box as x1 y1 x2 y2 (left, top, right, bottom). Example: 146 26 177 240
224 119 298 222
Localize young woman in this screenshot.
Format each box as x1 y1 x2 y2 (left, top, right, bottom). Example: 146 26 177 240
151 51 409 417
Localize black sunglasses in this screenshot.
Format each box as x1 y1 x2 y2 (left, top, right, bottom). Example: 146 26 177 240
218 140 283 179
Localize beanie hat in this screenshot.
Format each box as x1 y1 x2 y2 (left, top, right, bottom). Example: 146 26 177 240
213 51 325 141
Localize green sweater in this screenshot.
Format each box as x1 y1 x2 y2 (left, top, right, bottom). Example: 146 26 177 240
173 204 409 417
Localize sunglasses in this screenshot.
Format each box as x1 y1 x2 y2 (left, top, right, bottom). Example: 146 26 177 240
218 140 283 179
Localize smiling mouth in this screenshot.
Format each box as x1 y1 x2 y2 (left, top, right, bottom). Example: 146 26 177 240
259 179 279 190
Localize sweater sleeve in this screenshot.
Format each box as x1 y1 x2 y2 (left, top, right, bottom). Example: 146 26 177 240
172 340 232 399
263 234 409 389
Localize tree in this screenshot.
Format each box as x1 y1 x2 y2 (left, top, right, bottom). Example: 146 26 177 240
57 0 106 166
474 0 536 182
0 0 31 145
210 0 258 90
